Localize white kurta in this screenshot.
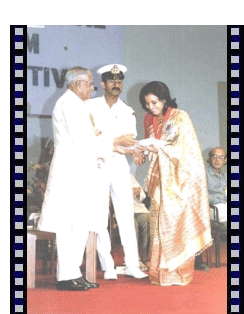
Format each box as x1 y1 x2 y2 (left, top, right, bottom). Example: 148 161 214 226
38 90 112 234
88 96 140 270
38 90 112 280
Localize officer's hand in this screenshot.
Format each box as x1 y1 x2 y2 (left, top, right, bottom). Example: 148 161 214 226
132 150 146 165
133 187 141 199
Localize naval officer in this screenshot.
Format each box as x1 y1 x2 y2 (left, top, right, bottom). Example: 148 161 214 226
88 64 147 280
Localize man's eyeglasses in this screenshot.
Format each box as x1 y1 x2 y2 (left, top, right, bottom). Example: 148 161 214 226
78 80 95 87
211 154 226 160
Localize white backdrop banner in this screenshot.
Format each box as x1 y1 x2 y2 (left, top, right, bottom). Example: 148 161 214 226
27 25 124 115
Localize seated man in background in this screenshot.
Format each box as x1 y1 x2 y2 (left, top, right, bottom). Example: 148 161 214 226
131 174 150 271
206 147 227 231
195 146 227 270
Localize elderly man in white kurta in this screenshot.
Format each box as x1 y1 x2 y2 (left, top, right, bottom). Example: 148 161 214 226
38 67 113 291
88 64 147 280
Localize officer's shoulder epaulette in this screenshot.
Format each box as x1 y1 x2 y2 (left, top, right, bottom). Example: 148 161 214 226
121 100 136 115
121 100 130 107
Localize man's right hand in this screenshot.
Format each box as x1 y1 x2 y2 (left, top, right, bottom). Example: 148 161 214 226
113 134 137 147
113 146 134 155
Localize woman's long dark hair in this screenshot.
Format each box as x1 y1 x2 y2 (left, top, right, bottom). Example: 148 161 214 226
139 81 178 115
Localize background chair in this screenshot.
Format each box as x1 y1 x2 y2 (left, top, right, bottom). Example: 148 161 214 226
209 204 227 267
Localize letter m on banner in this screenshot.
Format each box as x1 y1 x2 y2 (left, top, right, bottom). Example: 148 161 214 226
27 33 39 53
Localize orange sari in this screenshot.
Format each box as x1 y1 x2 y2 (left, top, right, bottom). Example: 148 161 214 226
144 108 212 286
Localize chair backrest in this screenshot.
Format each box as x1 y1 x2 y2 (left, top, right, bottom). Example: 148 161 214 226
210 204 219 222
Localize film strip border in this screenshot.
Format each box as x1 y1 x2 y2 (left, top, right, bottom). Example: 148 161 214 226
10 26 27 313
10 25 241 313
229 25 241 313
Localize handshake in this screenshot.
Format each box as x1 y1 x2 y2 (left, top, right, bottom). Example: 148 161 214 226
113 134 160 165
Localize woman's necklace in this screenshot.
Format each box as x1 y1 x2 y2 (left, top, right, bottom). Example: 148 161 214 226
152 108 172 139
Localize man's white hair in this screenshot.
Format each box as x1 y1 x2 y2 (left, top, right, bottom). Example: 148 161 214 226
65 66 91 85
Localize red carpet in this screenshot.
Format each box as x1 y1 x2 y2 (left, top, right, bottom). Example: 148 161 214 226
28 241 227 314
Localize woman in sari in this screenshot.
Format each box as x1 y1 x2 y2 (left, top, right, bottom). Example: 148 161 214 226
138 81 212 286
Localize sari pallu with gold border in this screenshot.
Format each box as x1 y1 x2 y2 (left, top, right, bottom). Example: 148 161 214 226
144 108 212 286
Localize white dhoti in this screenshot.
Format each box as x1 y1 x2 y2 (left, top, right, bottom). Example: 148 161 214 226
56 229 89 281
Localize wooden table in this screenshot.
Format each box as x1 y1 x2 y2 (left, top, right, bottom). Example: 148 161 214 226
85 232 97 283
27 230 56 288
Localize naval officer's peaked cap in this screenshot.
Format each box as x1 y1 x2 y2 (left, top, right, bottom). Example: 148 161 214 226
97 64 127 81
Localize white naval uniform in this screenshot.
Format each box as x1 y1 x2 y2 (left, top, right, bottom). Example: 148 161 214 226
88 96 140 271
38 90 112 281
